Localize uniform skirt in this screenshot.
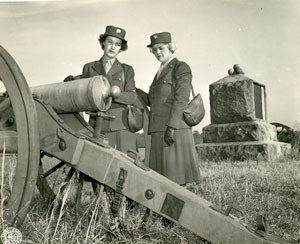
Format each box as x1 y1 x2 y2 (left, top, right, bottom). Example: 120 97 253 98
89 117 137 154
105 130 137 153
149 128 201 185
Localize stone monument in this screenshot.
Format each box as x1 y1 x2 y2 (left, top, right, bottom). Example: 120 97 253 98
196 65 291 161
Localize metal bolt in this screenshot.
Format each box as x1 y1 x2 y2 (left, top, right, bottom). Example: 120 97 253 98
7 117 14 126
145 189 155 200
58 140 67 151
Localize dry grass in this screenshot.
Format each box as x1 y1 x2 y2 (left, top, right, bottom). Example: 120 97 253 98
193 159 300 242
1 154 300 243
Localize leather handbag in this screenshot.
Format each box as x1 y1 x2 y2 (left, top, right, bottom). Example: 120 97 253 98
183 84 205 126
127 105 144 133
120 67 144 133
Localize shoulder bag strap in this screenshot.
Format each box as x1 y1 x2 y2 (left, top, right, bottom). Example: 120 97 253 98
121 67 125 90
191 84 196 98
118 63 125 90
172 61 196 98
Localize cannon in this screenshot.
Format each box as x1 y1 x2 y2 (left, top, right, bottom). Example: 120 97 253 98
0 45 292 244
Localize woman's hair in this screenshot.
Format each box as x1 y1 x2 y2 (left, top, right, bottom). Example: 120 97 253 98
98 34 128 51
149 43 177 54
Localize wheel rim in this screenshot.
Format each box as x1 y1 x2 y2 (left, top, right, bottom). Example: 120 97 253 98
0 45 40 227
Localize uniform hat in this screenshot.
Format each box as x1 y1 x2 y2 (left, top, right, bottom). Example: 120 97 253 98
147 32 172 47
101 25 127 43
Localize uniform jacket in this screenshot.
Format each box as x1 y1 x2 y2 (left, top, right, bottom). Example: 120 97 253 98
80 58 137 132
147 58 192 133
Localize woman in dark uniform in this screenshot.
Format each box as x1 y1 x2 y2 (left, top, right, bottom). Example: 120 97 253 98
139 32 200 185
66 25 137 153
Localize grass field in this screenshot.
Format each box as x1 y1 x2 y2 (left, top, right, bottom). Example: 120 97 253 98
11 152 299 244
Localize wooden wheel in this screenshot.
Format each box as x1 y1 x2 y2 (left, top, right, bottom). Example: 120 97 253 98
271 122 295 143
0 46 40 227
35 113 135 218
36 114 100 206
37 154 98 207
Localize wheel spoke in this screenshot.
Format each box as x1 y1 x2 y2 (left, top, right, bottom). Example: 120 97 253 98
57 167 76 196
40 161 65 178
75 172 84 212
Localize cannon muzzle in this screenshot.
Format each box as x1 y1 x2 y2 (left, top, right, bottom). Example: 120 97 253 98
31 75 120 113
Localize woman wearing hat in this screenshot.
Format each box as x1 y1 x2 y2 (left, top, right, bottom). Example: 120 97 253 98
66 25 138 153
138 32 200 185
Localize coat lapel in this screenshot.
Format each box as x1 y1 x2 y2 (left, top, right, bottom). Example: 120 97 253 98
153 58 179 83
107 58 123 76
90 57 123 79
90 58 105 75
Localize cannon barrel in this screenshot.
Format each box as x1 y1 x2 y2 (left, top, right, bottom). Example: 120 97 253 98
31 75 115 113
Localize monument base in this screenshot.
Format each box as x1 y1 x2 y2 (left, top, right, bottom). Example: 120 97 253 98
196 141 291 161
203 121 277 143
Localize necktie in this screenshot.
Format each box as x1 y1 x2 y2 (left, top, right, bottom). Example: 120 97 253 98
156 63 164 77
105 60 112 74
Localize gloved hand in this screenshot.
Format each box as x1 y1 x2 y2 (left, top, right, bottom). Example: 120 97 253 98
63 75 74 82
164 126 175 146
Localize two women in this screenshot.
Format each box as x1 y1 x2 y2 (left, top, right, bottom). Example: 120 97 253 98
68 26 200 185
140 32 201 185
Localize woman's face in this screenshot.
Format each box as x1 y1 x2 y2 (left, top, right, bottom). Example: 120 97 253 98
151 44 172 63
103 36 122 59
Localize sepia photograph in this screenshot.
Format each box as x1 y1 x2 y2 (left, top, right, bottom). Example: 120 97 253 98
0 0 299 243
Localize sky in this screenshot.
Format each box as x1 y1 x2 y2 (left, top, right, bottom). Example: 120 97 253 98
0 0 300 132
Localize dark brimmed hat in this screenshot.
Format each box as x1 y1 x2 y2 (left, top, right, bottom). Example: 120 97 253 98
147 32 172 47
100 25 127 43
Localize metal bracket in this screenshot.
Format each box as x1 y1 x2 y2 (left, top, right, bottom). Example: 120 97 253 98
57 127 67 150
70 139 85 166
256 214 267 232
86 111 116 120
111 168 128 217
210 204 243 217
225 204 243 216
127 149 150 171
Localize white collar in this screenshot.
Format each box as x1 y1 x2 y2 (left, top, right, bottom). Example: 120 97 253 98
161 56 175 67
102 56 116 66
